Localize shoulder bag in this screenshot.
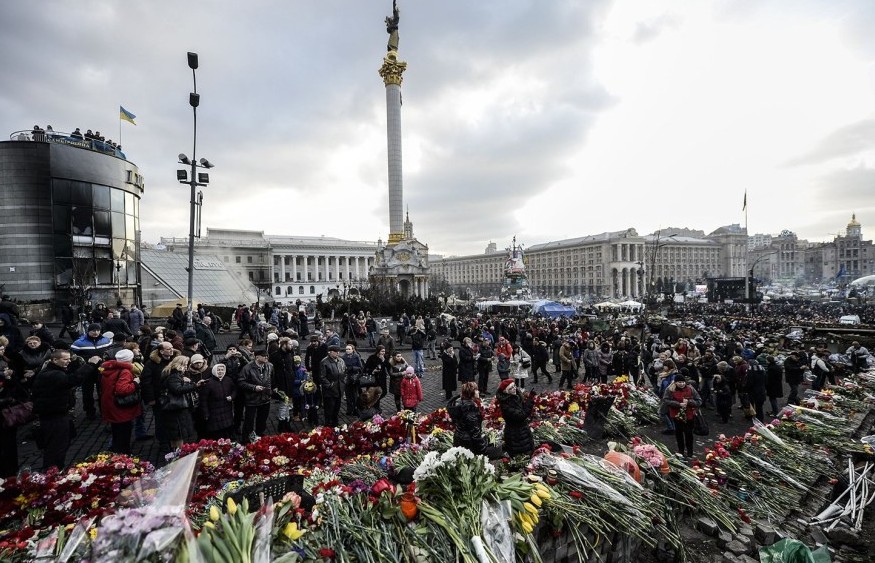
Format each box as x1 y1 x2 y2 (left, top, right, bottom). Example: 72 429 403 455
1 401 34 428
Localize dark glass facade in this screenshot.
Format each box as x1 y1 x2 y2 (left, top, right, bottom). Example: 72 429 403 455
0 137 144 308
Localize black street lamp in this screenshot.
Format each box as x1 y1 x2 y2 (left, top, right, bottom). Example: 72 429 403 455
176 52 214 330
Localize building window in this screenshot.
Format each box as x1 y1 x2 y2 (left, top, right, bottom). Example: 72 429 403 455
247 256 253 264
275 286 281 295
299 286 304 294
235 256 241 264
248 272 254 281
309 286 315 294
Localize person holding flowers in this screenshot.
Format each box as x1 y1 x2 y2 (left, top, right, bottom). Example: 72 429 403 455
496 378 535 456
98 348 142 455
661 372 701 458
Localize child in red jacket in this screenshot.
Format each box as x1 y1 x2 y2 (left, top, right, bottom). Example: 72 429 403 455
400 366 423 412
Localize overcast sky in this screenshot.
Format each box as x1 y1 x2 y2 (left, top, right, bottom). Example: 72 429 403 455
3 0 875 257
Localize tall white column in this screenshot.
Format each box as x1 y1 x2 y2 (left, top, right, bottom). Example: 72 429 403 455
354 257 361 280
280 254 286 282
291 254 297 283
334 255 341 282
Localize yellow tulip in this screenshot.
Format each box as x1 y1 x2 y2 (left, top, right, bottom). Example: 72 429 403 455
226 497 238 515
567 402 580 413
521 520 533 534
523 502 538 515
204 521 215 529
529 494 542 507
209 505 221 522
283 522 305 541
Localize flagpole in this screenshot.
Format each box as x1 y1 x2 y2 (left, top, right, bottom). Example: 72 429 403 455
744 190 750 311
119 115 122 147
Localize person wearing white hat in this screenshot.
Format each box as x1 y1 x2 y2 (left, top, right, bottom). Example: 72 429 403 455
98 347 142 455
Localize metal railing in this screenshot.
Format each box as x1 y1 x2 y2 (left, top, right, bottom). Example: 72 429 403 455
9 129 127 160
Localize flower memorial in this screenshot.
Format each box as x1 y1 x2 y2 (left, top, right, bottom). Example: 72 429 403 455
0 376 870 561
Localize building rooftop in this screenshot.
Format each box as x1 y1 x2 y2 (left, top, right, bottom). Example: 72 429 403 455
140 248 258 307
9 127 127 160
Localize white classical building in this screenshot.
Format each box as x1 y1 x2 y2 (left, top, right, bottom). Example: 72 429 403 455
160 228 377 305
431 226 743 300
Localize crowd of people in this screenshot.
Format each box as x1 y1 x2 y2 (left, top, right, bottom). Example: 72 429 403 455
0 294 873 478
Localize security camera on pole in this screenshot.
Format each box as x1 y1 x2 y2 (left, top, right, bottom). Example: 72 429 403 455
176 52 214 331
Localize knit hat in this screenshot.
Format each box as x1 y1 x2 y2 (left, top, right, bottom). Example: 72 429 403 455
115 349 135 363
498 379 515 393
183 329 196 338
404 366 415 375
87 323 101 333
190 354 205 365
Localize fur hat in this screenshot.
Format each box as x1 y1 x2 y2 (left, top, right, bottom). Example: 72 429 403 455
190 354 205 365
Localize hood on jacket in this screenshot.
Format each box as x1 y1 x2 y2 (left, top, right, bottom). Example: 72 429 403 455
149 347 180 364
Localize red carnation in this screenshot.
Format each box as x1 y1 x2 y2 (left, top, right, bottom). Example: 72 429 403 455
319 547 337 558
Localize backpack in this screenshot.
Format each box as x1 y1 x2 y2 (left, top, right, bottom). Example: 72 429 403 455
300 374 317 394
496 355 511 373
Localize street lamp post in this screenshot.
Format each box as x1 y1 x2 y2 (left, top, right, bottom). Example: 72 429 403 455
177 52 214 331
745 252 776 306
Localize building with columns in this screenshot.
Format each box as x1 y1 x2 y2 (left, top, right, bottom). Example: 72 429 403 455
431 226 742 299
159 228 376 305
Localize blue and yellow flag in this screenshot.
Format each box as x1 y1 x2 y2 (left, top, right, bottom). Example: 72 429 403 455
120 106 137 125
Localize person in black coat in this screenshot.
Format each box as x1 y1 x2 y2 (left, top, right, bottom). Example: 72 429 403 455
783 351 804 406
0 339 29 477
31 350 101 471
765 355 783 416
712 373 733 423
440 341 459 401
447 382 487 455
364 346 389 412
199 363 236 439
458 337 476 384
496 378 535 457
744 359 767 422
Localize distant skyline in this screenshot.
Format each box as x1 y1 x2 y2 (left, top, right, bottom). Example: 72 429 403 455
2 1 874 256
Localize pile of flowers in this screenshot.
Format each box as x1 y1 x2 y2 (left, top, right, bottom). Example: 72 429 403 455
0 374 871 561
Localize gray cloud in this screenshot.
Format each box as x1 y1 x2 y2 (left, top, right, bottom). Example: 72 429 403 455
786 119 875 167
632 14 681 44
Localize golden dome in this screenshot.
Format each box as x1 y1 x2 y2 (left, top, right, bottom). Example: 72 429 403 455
848 213 861 227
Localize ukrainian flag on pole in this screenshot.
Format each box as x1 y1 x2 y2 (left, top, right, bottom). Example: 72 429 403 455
120 106 137 125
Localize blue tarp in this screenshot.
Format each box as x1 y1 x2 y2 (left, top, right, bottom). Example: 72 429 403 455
531 300 576 318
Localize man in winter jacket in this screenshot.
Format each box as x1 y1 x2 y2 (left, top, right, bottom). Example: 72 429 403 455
70 323 112 419
31 350 101 470
783 351 804 406
319 345 346 428
270 337 298 432
128 305 145 336
238 349 275 443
